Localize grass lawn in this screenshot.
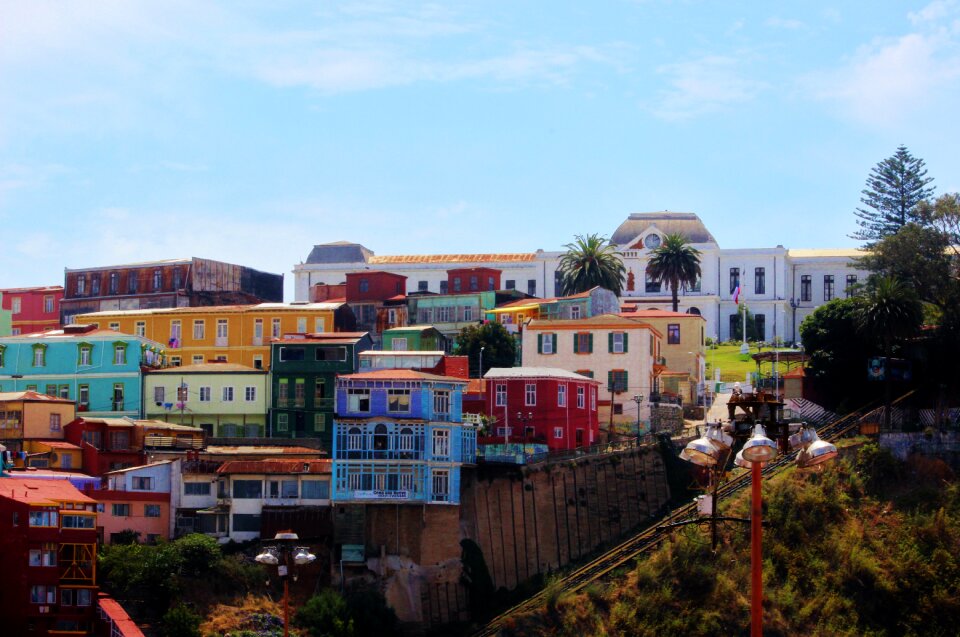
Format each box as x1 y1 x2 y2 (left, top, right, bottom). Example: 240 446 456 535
704 343 793 383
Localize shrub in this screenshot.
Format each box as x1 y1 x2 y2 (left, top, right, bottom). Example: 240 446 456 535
161 604 201 637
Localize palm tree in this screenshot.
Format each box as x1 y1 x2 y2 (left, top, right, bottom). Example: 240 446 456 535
558 233 626 296
855 276 923 428
646 233 702 312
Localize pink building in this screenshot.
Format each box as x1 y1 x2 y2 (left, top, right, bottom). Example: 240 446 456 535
0 286 63 335
89 461 174 544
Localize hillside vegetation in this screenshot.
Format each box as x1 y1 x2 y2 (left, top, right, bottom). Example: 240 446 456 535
500 444 960 637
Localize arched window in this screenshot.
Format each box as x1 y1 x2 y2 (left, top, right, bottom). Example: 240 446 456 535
644 265 661 293
373 424 388 451
347 427 363 451
686 307 701 316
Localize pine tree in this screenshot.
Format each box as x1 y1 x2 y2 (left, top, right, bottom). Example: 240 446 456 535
852 145 935 245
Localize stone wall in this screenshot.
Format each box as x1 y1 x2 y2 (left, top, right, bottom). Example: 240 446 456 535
880 431 960 467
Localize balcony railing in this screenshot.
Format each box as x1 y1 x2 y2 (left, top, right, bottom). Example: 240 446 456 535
215 337 228 347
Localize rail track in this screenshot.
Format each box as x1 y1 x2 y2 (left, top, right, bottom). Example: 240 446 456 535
471 396 904 637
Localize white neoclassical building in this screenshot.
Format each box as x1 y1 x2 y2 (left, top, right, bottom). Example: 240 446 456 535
293 212 869 345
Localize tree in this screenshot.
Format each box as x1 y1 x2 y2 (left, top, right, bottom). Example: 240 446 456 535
851 145 935 245
857 223 953 306
294 589 354 637
799 298 873 411
854 276 924 428
920 192 960 257
557 233 626 296
646 232 701 312
454 322 517 377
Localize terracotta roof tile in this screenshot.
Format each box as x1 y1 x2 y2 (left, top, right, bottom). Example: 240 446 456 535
369 253 536 264
0 477 95 505
217 459 332 474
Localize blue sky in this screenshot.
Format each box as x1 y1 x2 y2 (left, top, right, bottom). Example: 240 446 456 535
2 1 959 299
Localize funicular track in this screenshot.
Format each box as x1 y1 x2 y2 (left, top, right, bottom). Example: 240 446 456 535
471 395 908 637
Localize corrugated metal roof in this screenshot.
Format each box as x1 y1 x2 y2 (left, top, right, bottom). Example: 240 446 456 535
0 285 63 293
483 367 602 383
103 460 174 475
0 390 75 403
205 445 323 455
340 369 467 383
77 302 345 318
620 309 705 319
34 441 83 451
65 257 192 272
97 594 147 637
369 253 536 264
217 459 332 474
0 477 95 505
149 363 265 374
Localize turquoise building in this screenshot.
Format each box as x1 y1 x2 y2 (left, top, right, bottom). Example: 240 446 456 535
407 290 528 346
0 324 166 418
0 292 11 337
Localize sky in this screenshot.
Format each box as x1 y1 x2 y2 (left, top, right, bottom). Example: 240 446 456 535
2 1 960 300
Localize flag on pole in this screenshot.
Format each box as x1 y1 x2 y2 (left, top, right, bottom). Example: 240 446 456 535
733 284 741 304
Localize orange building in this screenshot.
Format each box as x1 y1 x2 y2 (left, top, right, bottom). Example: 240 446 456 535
0 391 77 457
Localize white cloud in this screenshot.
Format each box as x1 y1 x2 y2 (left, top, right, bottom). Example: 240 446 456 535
649 56 765 121
909 0 958 25
766 17 805 30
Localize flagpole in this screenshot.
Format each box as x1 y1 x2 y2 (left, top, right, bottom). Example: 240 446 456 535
739 266 748 355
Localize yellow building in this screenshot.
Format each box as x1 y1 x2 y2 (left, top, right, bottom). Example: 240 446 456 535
76 302 356 370
0 390 77 450
622 309 707 404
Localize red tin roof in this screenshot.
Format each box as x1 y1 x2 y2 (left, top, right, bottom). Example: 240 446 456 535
217 459 332 475
0 477 95 505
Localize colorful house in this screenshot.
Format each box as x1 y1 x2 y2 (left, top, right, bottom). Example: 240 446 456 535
20 440 84 471
331 370 476 505
620 309 707 404
92 460 175 544
0 286 63 335
0 478 99 636
381 325 448 351
0 292 11 336
521 314 664 427
208 459 333 542
75 302 355 370
60 257 283 326
0 324 166 419
483 367 601 450
269 332 373 445
358 350 469 378
407 289 528 345
144 363 269 438
64 418 204 476
0 391 77 456
446 267 501 293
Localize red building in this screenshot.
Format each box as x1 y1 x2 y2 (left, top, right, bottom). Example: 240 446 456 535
447 267 501 294
0 477 99 635
64 418 146 476
482 367 600 450
344 271 408 342
1 286 63 334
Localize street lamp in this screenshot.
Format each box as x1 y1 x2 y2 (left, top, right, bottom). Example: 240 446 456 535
255 531 316 637
789 297 799 346
479 346 485 379
632 393 645 440
516 411 533 444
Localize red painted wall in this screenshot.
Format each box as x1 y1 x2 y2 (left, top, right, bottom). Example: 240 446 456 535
483 376 599 450
447 267 501 293
1 287 62 334
345 271 407 302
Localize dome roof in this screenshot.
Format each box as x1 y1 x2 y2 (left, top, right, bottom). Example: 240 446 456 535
610 212 717 247
306 241 373 264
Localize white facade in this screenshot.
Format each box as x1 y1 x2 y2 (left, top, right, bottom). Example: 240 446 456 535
294 213 869 344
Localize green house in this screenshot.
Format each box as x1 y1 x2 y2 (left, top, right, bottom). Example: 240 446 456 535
269 332 373 447
381 326 447 352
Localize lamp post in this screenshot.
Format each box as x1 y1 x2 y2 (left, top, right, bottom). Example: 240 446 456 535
789 297 799 346
516 411 533 444
479 346 485 379
632 393 645 441
679 422 837 635
255 531 317 637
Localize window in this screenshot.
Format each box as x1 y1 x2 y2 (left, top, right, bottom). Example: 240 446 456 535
525 383 536 406
216 319 228 339
577 386 585 409
232 513 261 532
554 427 564 439
463 306 473 321
434 390 450 415
108 322 120 332
495 383 507 407
314 317 325 332
800 275 811 302
432 469 450 502
313 413 326 432
276 413 289 432
153 269 162 290
193 320 205 340
108 272 119 294
558 384 567 407
31 585 56 604
144 504 161 517
453 277 462 292
316 346 347 361
358 278 370 293
44 383 56 397
232 479 263 498
668 324 680 344
610 332 628 353
253 356 262 370
128 273 138 294
439 280 448 294
173 268 182 290
302 480 330 499
755 314 766 341
505 279 516 290
280 347 305 361
114 343 126 365
134 321 146 337
645 266 661 293
608 370 628 393
824 275 835 302
58 385 69 399
133 476 153 490
76 589 92 606
348 389 371 412
591 388 596 410
222 386 234 402
245 386 257 402
91 274 100 296
269 480 299 499
170 320 182 343
29 510 58 527
109 430 130 450
277 379 289 406
63 514 95 529
388 389 411 413
49 414 61 431
29 545 57 567
527 279 536 296
313 379 326 403
294 378 305 406
184 481 210 495
392 337 408 351
435 306 452 322
418 280 428 292
432 429 450 457
730 267 740 294
113 384 124 410
199 386 211 402
42 295 54 313
154 386 166 404
79 384 89 407
846 275 858 298
33 345 46 367
297 317 307 332
539 332 556 354
571 305 581 319
272 318 281 338
112 503 130 517
755 267 765 295
76 275 86 295
192 355 204 365
469 275 479 291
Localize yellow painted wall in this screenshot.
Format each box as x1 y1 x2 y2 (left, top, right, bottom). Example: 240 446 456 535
76 307 336 369
23 401 77 440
